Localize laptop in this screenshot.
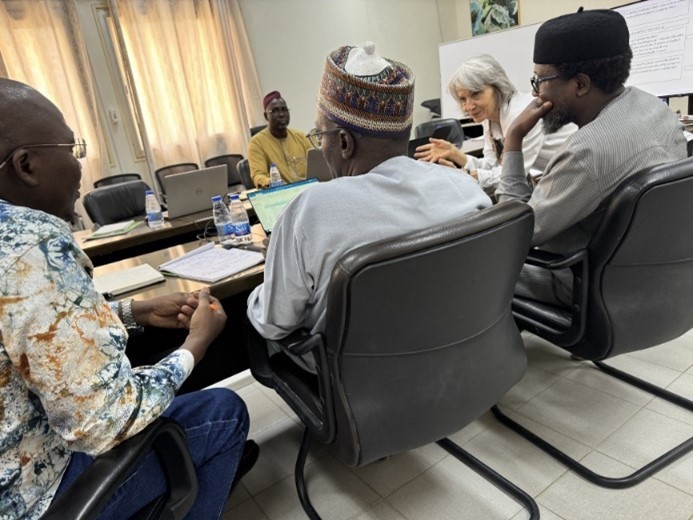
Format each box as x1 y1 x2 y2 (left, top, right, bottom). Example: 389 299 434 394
164 165 228 218
306 148 333 182
247 178 318 234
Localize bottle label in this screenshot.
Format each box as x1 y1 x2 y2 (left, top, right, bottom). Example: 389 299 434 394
222 223 234 236
232 222 251 236
147 211 162 221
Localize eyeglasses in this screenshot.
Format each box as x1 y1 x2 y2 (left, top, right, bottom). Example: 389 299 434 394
267 107 290 115
306 128 342 148
530 73 561 94
0 138 87 170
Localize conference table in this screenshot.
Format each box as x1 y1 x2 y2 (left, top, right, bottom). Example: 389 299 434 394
91 224 267 301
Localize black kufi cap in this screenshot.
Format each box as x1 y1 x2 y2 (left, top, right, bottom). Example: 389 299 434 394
534 9 630 64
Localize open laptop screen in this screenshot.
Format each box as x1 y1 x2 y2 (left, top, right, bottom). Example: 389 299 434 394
247 178 318 234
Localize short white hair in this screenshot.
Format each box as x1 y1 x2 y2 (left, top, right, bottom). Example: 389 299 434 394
447 54 517 106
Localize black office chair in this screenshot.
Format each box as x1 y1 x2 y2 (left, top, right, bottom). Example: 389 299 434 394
94 173 142 189
495 156 693 489
83 180 150 226
421 98 441 118
249 201 538 519
154 163 198 196
236 158 254 190
249 124 267 137
205 154 244 192
414 118 465 147
42 418 197 520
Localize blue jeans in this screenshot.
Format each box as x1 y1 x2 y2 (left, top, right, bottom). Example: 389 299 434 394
54 388 248 519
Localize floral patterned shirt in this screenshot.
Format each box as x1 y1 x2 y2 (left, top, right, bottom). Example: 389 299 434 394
0 201 191 519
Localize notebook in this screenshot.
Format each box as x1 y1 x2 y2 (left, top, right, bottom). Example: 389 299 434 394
159 242 264 283
85 219 142 240
164 165 228 218
247 178 318 234
305 148 333 182
93 263 165 297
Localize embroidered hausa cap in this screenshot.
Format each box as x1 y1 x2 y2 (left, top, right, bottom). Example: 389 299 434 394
534 8 630 64
318 42 415 138
263 90 282 110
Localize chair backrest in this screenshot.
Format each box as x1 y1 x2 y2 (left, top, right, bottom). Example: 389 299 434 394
204 154 244 188
94 173 142 189
577 156 693 359
323 201 534 466
414 118 465 147
154 163 198 195
236 158 254 189
83 180 150 226
250 124 267 137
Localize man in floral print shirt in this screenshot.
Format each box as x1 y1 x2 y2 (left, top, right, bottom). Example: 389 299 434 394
0 78 249 519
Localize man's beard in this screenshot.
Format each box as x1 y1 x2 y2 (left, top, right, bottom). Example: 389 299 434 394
543 106 573 134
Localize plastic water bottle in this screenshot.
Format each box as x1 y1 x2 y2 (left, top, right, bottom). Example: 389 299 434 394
145 190 164 229
269 163 283 188
211 195 234 247
228 194 252 245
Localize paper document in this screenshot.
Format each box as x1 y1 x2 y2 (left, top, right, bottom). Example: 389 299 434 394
86 220 142 240
93 263 165 297
159 242 264 283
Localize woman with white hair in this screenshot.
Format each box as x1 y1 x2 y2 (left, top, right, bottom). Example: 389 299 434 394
415 54 575 190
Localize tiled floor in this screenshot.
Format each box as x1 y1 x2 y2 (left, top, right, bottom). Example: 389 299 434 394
221 329 693 520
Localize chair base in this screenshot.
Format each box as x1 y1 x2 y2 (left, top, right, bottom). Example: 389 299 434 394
491 360 693 489
292 429 539 520
435 438 540 520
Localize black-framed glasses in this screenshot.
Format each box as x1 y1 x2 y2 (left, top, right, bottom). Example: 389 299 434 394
530 73 561 94
306 128 342 148
0 137 87 170
267 107 290 116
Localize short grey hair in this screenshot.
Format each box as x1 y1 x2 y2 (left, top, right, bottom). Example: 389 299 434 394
447 54 517 107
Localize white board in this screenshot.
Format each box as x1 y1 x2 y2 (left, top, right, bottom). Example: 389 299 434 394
439 0 693 119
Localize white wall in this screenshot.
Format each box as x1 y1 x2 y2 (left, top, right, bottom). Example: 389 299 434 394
237 0 460 134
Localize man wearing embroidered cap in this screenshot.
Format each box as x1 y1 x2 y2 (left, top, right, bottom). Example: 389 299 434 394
247 91 314 188
496 8 686 307
246 42 492 370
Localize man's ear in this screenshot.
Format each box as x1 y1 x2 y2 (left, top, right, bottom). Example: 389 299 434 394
574 73 591 97
263 111 269 122
12 149 40 187
339 129 355 159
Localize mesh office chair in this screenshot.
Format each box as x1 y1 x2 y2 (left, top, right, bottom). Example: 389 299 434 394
495 156 693 488
249 201 538 519
236 158 255 190
414 118 465 147
154 163 198 196
42 418 197 520
204 154 244 192
94 173 142 189
83 180 150 226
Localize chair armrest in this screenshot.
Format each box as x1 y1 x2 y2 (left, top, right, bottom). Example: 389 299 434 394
42 417 196 520
274 329 324 356
524 248 587 270
513 248 589 347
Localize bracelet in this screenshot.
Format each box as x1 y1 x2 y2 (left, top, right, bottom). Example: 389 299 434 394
119 299 144 335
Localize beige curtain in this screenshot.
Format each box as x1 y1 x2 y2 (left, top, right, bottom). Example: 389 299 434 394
109 0 263 176
0 0 105 209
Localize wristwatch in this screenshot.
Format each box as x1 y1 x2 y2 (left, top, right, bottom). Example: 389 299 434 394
119 299 144 335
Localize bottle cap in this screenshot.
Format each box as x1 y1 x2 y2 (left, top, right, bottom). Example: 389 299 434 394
230 194 240 200
211 195 222 201
145 189 154 195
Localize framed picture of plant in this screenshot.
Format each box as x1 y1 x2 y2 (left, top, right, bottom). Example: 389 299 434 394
470 0 519 36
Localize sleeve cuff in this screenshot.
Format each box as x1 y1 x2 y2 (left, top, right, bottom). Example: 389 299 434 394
175 349 196 379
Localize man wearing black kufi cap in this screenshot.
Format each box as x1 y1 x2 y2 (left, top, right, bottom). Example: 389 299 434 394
496 9 686 307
